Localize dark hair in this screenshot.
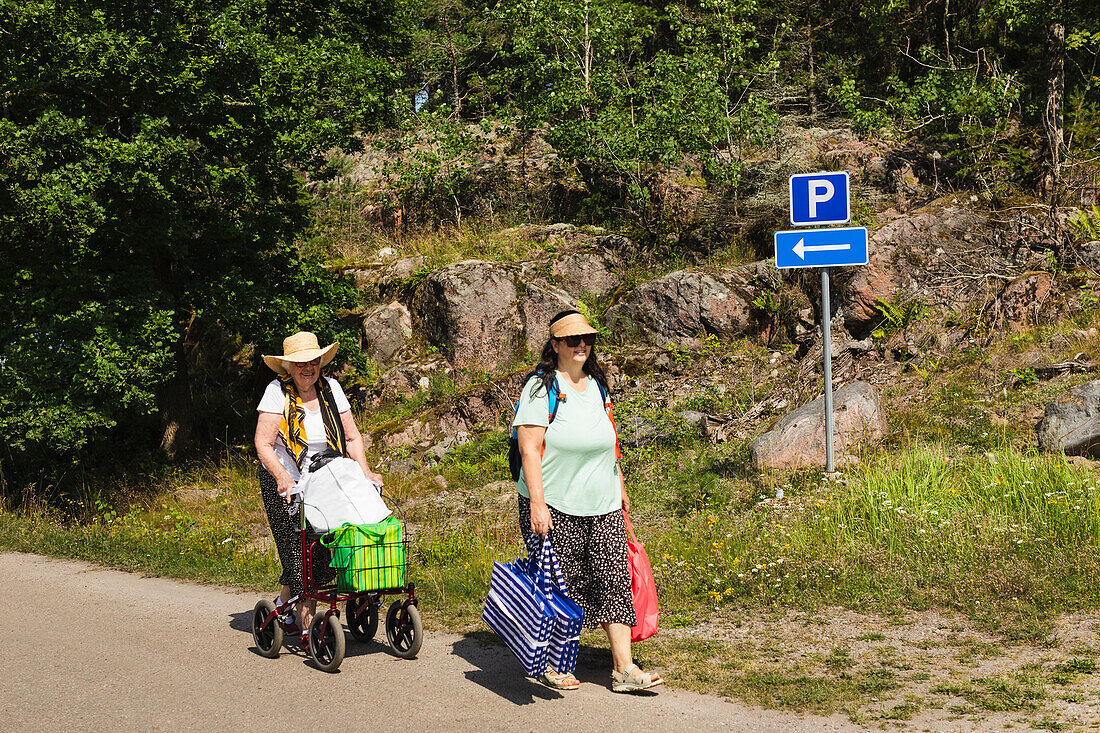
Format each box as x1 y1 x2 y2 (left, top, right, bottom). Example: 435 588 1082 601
523 310 609 398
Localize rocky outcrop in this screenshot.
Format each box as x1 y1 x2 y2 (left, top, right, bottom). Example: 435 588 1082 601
520 283 575 352
361 301 412 364
1036 380 1100 458
344 255 426 302
983 273 1054 332
1074 240 1100 275
411 261 524 371
408 259 585 371
550 250 620 297
605 269 754 346
750 381 889 471
841 200 1067 338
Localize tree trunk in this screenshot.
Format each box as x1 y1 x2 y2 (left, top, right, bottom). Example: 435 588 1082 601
1043 13 1065 200
583 0 592 94
442 15 461 117
806 7 816 118
1043 6 1066 264
158 318 194 460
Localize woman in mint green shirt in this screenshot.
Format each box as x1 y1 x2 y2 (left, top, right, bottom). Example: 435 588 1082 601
513 310 663 694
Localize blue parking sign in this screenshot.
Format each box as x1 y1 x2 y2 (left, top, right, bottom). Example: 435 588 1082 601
789 171 850 226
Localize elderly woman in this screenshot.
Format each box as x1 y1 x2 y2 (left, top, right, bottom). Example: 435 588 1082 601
254 331 383 638
514 310 663 693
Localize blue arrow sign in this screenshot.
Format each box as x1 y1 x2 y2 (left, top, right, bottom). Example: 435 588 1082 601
789 171 850 226
774 226 868 269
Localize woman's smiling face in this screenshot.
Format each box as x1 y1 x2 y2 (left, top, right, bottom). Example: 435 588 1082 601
287 357 320 391
552 337 590 368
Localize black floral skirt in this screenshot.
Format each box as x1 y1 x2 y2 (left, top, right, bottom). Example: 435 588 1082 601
518 495 636 628
259 466 335 595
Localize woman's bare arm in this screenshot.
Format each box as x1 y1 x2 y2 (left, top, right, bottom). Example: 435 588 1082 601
517 424 551 535
255 413 297 501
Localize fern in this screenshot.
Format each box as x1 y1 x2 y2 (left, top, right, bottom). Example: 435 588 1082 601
872 296 925 341
1067 206 1100 241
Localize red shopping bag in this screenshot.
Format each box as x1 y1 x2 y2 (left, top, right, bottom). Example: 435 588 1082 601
623 510 658 642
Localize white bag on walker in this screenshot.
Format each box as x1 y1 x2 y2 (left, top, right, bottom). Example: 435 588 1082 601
297 457 390 532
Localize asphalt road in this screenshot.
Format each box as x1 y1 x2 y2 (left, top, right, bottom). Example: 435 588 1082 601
2 552 863 732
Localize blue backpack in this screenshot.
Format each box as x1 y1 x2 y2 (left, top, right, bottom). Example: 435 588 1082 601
507 376 610 482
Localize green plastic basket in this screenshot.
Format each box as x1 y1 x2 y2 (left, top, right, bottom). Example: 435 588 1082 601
321 517 405 592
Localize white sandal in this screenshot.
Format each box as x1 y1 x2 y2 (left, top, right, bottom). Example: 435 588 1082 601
611 664 664 693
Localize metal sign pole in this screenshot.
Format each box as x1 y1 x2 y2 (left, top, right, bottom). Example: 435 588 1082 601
820 267 835 473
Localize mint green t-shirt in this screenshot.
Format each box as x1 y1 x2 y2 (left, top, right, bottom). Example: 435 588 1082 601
512 372 620 517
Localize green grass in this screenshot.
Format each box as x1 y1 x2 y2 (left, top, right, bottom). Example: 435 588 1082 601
639 636 904 715
305 200 559 270
931 671 1048 712
641 445 1099 640
12 417 1089 649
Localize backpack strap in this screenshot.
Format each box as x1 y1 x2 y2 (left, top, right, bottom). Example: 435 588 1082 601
511 375 565 472
596 378 623 464
511 374 564 436
547 376 564 424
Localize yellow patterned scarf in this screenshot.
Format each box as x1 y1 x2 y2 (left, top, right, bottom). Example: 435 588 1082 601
278 376 347 470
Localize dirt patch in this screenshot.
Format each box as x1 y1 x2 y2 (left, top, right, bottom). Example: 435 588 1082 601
657 607 1100 729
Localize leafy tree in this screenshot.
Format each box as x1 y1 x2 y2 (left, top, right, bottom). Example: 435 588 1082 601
0 0 401 497
398 0 498 117
487 0 772 241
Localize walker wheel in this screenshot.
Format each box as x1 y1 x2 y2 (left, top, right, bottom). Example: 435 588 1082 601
385 600 423 659
346 596 379 643
251 599 283 658
308 612 346 672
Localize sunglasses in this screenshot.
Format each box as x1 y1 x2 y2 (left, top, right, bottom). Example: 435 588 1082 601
291 357 321 367
556 334 597 347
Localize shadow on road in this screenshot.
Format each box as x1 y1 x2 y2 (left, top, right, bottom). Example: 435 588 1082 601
229 610 252 634
451 633 564 704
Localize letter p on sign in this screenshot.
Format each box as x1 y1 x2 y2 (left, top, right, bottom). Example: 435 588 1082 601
789 171 850 226
808 179 834 218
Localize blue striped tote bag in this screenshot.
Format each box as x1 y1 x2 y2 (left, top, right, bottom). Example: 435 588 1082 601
535 536 585 674
482 553 555 676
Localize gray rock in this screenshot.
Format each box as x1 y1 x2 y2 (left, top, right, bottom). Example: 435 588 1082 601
750 382 889 471
431 475 448 489
590 233 635 256
483 480 515 496
1036 380 1100 458
521 283 577 352
605 269 753 346
388 255 427 280
840 202 1073 338
361 301 412 365
383 419 432 449
619 415 662 451
681 411 707 427
551 251 619 297
387 458 419 475
411 260 523 371
1074 240 1100 274
424 433 472 464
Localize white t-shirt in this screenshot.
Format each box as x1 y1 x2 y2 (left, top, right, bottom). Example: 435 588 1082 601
257 377 351 482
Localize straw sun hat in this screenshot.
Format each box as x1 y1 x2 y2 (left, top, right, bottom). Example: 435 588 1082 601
550 312 599 339
262 331 339 377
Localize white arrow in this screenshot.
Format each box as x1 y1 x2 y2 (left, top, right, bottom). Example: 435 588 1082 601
793 238 851 260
